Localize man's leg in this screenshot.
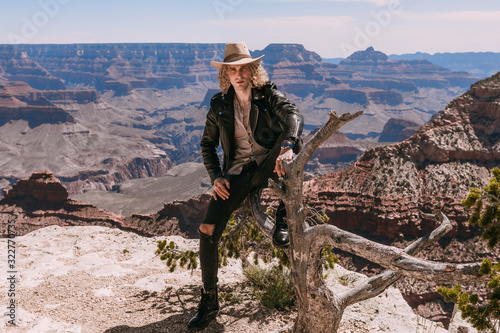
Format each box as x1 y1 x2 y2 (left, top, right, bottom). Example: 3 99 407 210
273 199 289 247
250 136 291 248
189 163 259 330
197 170 256 290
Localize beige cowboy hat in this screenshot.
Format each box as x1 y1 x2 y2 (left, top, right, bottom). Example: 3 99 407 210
210 42 264 69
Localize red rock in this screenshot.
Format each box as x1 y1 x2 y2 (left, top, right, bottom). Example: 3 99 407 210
0 171 189 238
299 72 500 326
304 72 500 240
4 171 68 203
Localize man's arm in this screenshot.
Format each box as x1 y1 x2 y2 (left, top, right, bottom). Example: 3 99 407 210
265 82 304 177
266 82 304 148
200 106 223 184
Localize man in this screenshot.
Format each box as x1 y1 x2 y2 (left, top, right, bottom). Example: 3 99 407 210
188 42 303 330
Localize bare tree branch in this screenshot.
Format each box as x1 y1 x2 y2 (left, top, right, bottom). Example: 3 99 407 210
268 178 285 200
308 222 490 284
337 205 454 306
294 110 363 171
404 206 452 255
339 270 400 307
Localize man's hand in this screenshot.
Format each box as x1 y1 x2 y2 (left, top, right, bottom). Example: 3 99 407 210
213 177 230 200
274 147 294 178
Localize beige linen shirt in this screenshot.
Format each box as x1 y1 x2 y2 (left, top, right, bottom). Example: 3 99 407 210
227 96 270 175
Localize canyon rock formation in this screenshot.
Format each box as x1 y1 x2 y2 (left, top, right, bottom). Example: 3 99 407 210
0 81 172 195
0 171 197 238
378 118 422 142
304 71 500 239
301 71 500 323
0 43 478 195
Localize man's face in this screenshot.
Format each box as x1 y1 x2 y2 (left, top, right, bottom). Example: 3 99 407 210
227 64 251 92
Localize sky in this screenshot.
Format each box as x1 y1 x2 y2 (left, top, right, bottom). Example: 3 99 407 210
1 0 500 58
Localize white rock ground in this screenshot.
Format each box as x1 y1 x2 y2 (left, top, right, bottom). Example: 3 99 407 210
0 225 476 333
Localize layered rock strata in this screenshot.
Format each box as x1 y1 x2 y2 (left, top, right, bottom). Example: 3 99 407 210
0 171 196 238
302 71 500 323
0 82 172 195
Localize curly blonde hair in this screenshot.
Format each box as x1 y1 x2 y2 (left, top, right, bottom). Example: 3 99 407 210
217 61 269 95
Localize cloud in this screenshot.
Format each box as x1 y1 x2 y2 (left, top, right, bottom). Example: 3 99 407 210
399 10 500 24
207 15 355 30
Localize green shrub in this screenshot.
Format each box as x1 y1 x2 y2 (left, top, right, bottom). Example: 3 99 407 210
438 167 500 332
243 264 295 310
219 292 243 304
156 240 198 272
218 213 290 270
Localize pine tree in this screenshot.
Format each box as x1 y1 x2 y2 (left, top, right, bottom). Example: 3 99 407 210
438 167 500 332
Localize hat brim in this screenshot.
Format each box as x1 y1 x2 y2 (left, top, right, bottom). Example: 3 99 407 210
210 55 264 69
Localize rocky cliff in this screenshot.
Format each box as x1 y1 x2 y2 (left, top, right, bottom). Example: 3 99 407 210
302 71 500 323
0 82 75 127
304 72 500 239
0 82 172 195
0 171 194 238
339 47 475 89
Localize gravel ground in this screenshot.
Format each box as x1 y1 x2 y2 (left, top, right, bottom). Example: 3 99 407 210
0 225 474 332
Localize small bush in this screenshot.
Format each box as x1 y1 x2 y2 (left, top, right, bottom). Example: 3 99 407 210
156 240 198 272
219 292 243 304
243 264 295 310
218 213 290 270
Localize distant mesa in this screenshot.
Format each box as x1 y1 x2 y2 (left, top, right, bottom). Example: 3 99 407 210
251 43 324 65
337 46 477 89
324 89 368 105
3 170 68 204
368 91 404 106
389 51 500 77
0 82 75 127
340 46 389 63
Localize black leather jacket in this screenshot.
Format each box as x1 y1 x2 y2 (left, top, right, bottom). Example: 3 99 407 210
200 82 304 184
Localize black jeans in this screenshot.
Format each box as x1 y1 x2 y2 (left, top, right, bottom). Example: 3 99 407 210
199 141 283 290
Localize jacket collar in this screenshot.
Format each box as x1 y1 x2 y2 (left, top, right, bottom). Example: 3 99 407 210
220 85 235 105
220 85 265 105
251 86 265 101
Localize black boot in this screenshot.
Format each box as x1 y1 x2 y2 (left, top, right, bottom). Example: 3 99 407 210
272 201 289 248
188 288 219 331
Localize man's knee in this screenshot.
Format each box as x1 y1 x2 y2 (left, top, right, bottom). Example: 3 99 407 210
199 224 215 236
